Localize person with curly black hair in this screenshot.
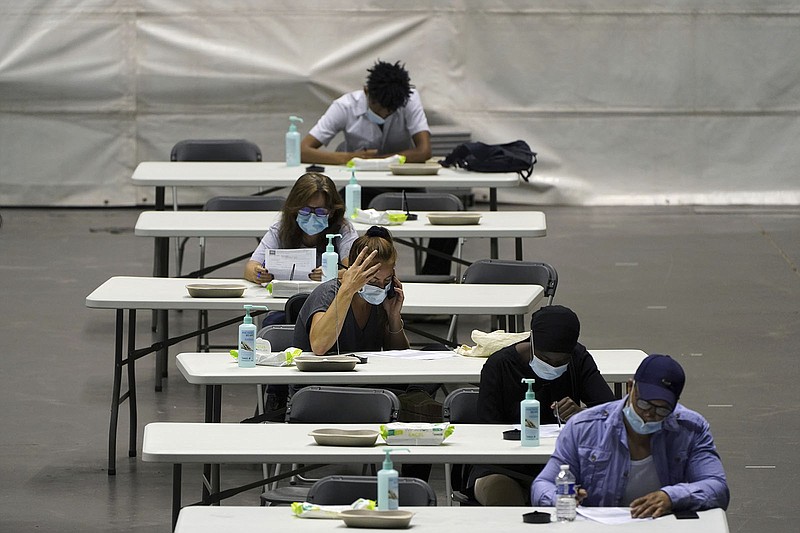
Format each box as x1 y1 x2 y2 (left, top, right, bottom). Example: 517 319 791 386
301 60 431 165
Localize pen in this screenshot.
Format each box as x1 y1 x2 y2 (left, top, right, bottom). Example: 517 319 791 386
289 263 296 281
554 402 562 428
257 261 265 280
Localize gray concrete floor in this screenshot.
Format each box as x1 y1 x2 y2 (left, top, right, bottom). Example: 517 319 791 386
0 205 797 532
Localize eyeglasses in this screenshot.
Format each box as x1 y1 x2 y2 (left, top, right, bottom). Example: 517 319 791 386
298 206 330 216
634 398 672 418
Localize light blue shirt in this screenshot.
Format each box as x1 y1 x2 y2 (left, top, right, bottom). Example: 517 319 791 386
531 398 730 511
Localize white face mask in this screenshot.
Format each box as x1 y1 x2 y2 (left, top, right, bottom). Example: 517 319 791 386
528 332 569 381
358 282 389 305
529 354 569 381
623 397 664 435
365 107 386 125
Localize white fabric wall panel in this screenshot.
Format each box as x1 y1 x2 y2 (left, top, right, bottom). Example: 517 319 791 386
1 1 799 206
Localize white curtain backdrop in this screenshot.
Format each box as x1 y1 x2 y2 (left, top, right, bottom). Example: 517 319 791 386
1 1 799 206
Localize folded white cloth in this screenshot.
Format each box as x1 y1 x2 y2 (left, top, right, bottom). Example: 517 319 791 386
455 329 530 358
346 154 404 170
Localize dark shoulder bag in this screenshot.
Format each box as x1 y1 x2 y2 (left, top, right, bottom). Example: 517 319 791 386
439 140 537 181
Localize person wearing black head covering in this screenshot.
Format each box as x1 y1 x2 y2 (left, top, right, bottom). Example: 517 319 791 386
466 305 615 506
478 305 614 426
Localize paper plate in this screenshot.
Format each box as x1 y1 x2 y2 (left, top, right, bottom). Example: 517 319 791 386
308 428 380 447
294 355 359 372
426 213 482 225
340 510 414 529
185 283 247 298
389 163 441 175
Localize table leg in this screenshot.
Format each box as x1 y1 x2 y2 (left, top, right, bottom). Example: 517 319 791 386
490 188 498 259
155 309 168 391
172 463 182 532
151 187 166 332
108 310 124 475
127 310 138 458
515 238 523 260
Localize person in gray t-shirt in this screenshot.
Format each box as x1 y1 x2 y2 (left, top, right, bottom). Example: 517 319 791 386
294 226 408 353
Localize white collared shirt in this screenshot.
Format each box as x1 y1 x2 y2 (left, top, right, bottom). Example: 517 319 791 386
308 89 429 155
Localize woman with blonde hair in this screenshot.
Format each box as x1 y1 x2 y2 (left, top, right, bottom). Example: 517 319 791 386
293 226 408 354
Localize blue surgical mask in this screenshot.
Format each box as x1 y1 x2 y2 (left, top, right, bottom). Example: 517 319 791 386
623 398 663 435
365 108 386 126
296 211 329 235
358 282 389 305
529 355 569 381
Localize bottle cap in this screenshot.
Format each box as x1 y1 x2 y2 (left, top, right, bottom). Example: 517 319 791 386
325 233 342 253
521 378 536 400
288 115 304 131
243 304 269 325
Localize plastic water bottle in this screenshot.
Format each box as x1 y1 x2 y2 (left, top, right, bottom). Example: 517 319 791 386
555 464 576 522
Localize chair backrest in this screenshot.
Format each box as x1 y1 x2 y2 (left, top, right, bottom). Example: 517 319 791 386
307 475 437 506
256 324 296 351
170 139 262 162
442 387 481 424
462 259 558 305
285 386 400 423
203 195 285 211
285 293 310 324
368 192 464 212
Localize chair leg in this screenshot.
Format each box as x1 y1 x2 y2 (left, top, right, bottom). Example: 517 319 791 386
447 314 458 343
445 463 454 506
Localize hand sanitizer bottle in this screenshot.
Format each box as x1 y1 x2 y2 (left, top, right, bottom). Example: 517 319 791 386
285 115 303 167
238 305 267 368
321 233 342 282
520 378 540 447
345 170 361 219
377 448 410 510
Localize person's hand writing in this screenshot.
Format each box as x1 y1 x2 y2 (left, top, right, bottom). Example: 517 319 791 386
551 397 584 422
630 490 672 518
340 248 380 297
308 267 323 282
254 264 273 283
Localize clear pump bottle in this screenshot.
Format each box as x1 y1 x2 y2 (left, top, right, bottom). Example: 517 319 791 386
285 116 303 167
238 305 268 368
321 233 342 282
345 170 361 219
520 378 540 447
377 448 409 510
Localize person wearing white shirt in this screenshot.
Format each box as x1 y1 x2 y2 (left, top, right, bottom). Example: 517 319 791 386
301 60 432 165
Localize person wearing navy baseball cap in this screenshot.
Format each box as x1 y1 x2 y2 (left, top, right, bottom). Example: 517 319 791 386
533 353 730 518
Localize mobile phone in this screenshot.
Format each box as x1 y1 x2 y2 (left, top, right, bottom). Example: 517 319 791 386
386 274 397 299
674 511 699 520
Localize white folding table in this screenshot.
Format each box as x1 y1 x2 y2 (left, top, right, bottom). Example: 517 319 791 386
135 209 547 278
132 161 525 277
143 422 557 529
131 161 522 211
176 349 647 423
173 505 730 533
85 276 543 475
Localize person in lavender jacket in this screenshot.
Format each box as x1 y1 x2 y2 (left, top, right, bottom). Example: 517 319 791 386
532 354 729 518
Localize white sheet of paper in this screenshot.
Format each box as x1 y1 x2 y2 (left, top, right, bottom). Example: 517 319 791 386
264 248 316 280
576 507 651 525
362 350 458 360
